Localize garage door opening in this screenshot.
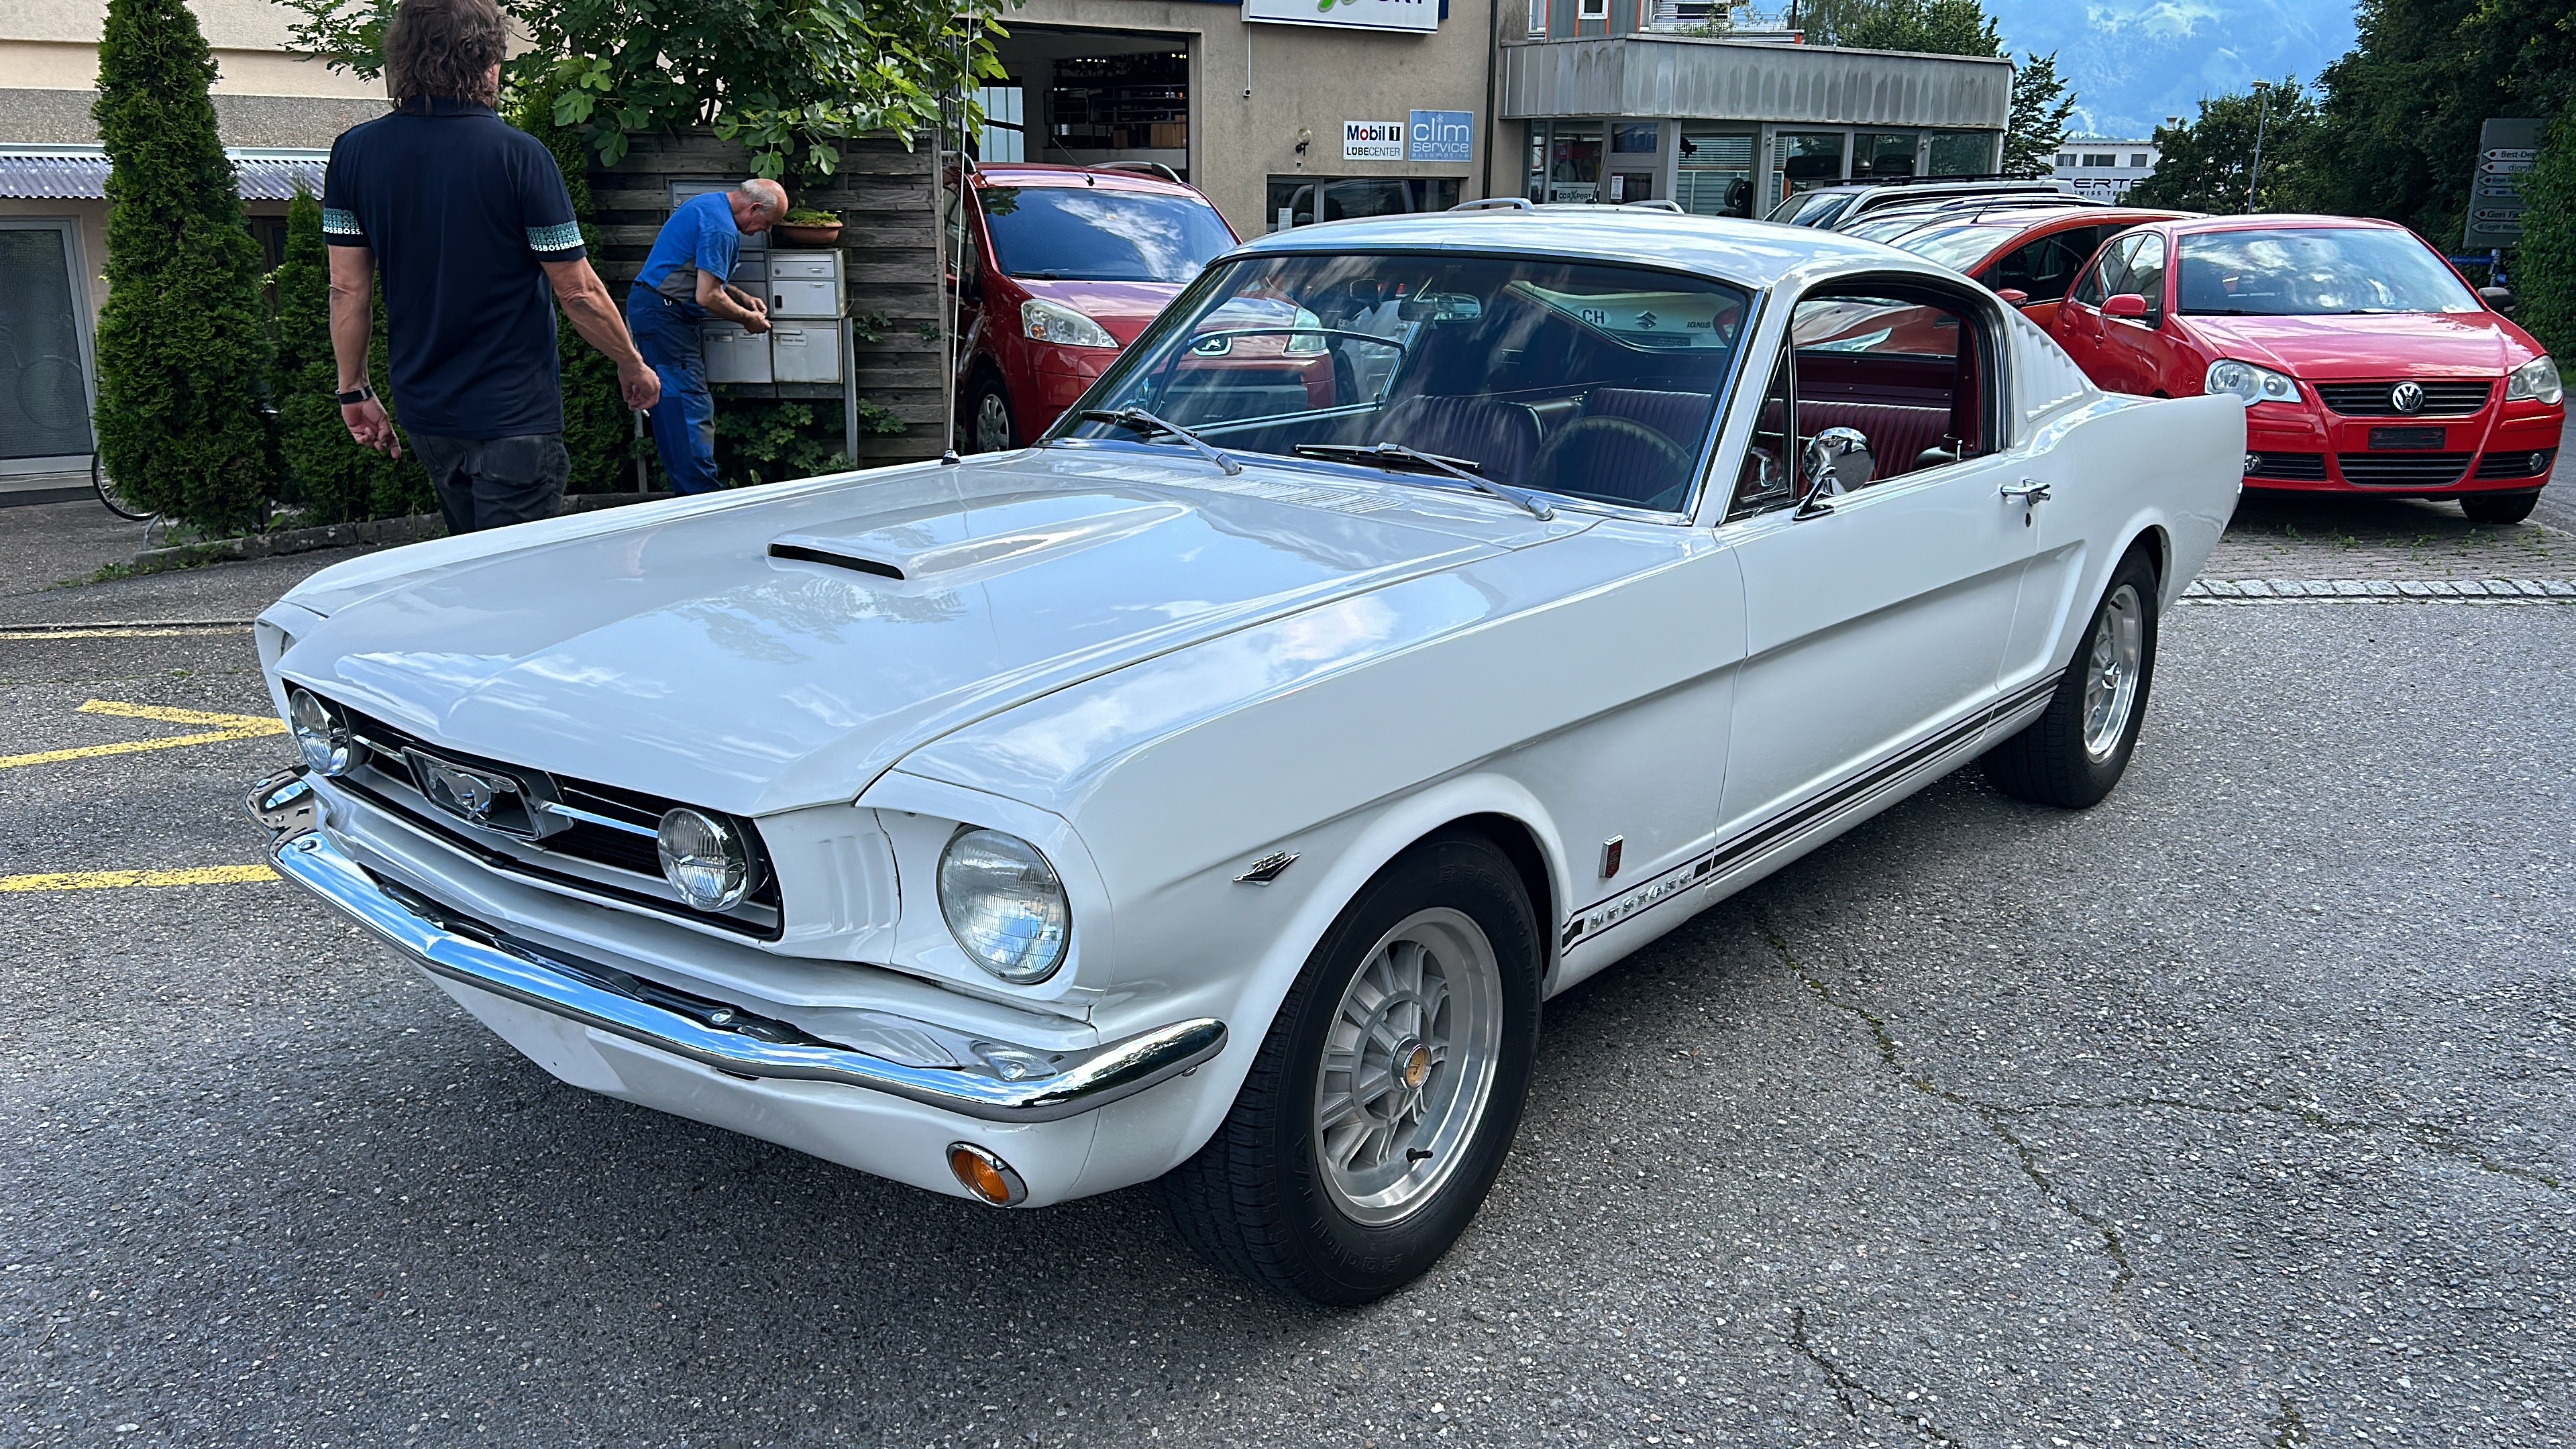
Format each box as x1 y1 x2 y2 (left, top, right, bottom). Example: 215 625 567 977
983 28 1194 182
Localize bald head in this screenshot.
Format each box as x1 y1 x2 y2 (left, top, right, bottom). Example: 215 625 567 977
729 179 788 235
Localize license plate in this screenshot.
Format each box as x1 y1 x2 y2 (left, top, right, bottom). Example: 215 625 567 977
2369 426 2445 451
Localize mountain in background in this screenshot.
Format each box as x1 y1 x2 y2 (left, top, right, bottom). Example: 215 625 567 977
1985 0 2359 139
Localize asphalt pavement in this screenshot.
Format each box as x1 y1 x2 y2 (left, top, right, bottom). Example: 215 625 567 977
2 488 2572 1448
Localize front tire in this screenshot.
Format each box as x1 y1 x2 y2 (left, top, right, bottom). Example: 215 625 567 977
1159 833 1542 1304
967 376 1017 453
1983 549 2159 809
2461 490 2539 525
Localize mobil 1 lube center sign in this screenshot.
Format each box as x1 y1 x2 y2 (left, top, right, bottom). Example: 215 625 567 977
1342 113 1476 163
1248 0 1438 33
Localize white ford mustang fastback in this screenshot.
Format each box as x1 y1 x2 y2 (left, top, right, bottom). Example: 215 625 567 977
250 209 2243 1303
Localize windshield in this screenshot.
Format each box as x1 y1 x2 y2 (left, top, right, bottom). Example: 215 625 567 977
979 186 1236 283
2175 227 2481 316
1051 252 1754 513
1769 192 1853 227
1889 222 2025 270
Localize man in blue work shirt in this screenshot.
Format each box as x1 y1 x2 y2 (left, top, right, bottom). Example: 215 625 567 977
628 180 787 494
321 0 659 533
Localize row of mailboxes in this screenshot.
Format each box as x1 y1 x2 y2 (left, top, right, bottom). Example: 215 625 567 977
701 249 846 384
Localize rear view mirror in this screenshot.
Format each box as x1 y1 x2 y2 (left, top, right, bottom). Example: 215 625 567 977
2102 293 2149 321
1994 288 2032 306
2480 285 2516 315
1796 427 1874 518
1398 292 1483 323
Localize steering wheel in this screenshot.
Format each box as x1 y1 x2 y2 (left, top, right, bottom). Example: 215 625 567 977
1528 417 1692 509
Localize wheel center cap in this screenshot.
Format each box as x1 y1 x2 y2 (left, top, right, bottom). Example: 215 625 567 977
1399 1041 1434 1091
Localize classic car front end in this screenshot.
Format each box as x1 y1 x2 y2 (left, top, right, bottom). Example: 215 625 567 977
250 207 2244 1303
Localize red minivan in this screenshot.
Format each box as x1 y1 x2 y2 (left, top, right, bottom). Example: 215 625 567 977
943 164 1242 451
2047 215 2563 522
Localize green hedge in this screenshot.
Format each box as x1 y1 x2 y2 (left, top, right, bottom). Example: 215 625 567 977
91 0 279 535
2517 103 2576 365
268 188 434 523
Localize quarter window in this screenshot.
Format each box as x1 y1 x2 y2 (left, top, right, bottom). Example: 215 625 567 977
1782 286 1995 490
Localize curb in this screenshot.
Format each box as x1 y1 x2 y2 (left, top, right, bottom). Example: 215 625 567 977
2183 578 2576 601
123 491 676 578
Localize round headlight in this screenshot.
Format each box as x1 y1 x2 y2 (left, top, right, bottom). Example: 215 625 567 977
286 686 360 776
937 827 1070 984
656 808 756 912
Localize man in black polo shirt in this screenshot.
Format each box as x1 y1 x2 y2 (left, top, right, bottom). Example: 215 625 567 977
321 0 658 533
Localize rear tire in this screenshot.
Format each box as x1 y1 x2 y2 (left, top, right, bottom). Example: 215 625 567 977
2461 490 2538 525
1159 832 1542 1305
1982 549 2159 809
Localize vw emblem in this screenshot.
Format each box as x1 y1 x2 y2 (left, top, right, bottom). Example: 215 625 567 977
2390 380 2426 415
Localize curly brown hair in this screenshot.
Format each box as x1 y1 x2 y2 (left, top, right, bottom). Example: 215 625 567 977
384 0 508 110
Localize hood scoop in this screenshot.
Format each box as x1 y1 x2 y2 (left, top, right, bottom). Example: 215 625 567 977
768 498 1192 589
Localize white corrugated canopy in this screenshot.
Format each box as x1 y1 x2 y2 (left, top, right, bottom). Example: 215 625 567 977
0 146 329 202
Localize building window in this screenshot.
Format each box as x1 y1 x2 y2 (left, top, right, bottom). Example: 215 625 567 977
2082 152 2117 167
1927 131 1992 176
1613 123 1659 154
1268 176 1462 228
1527 0 1546 34
1676 128 1757 217
2056 153 2076 168
1578 0 1609 19
2129 152 2150 168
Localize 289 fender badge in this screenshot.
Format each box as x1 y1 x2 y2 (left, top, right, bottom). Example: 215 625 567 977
1233 851 1299 885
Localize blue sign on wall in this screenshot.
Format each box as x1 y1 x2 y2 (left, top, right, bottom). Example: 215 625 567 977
1410 109 1474 163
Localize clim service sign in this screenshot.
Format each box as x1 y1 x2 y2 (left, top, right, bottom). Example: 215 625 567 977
1248 0 1440 34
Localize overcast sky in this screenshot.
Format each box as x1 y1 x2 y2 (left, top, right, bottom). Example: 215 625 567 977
1984 0 2361 140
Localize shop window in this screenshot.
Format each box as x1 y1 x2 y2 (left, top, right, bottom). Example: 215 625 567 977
1774 132 1845 208
1676 129 1756 217
1853 131 1918 179
1927 131 1992 176
1546 122 1603 203
1613 123 1659 155
1266 176 1464 228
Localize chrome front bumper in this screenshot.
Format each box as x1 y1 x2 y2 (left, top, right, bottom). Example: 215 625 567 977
249 769 1225 1124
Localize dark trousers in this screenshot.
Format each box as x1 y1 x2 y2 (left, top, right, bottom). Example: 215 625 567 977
411 432 570 535
627 290 720 495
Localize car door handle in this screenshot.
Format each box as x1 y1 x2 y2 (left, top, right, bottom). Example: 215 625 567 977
2000 480 2051 502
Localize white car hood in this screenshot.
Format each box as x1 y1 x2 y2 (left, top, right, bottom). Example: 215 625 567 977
274 450 1579 815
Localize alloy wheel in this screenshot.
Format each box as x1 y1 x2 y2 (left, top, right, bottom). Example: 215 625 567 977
2081 582 2143 761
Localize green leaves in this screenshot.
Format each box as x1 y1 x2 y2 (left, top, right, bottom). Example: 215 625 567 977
283 0 1014 184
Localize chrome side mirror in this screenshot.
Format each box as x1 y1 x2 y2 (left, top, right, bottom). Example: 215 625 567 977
1796 427 1873 517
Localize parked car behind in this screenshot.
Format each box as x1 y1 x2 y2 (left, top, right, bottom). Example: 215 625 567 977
1869 204 2196 329
1767 176 2091 231
945 162 1240 452
2047 215 2564 522
248 209 2245 1305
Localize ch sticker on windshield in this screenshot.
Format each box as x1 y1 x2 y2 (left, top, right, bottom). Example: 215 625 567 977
1510 283 1743 350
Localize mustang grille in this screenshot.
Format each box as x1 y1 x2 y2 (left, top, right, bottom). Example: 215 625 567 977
2335 452 2473 487
334 702 782 938
2476 447 2556 480
2314 380 2493 417
2245 451 2329 481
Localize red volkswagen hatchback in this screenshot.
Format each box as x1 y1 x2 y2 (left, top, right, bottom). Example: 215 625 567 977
945 164 1241 451
2048 215 2563 522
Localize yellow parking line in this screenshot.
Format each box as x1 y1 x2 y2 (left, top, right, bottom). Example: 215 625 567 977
0 698 284 770
0 865 280 892
77 699 282 731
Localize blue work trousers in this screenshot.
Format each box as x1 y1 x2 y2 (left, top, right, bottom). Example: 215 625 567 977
627 290 719 495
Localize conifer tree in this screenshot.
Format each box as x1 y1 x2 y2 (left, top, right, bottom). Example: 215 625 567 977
2516 103 2576 362
269 188 432 522
91 0 279 533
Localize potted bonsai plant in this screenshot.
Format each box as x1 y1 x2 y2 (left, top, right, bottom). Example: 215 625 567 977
775 208 844 246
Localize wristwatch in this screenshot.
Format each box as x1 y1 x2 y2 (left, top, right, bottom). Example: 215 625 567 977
335 384 376 406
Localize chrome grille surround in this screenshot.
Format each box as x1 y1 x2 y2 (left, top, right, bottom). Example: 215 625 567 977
323 697 784 939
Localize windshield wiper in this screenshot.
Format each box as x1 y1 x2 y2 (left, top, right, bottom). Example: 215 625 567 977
1077 407 1242 476
1294 442 1554 521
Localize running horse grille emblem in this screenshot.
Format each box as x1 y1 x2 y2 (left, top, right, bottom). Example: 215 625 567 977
407 750 546 838
2390 381 2426 415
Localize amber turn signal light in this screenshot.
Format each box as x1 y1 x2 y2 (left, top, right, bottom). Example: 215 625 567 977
947 1143 1028 1207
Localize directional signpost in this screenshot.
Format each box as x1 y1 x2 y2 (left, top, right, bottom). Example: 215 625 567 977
2463 117 2543 283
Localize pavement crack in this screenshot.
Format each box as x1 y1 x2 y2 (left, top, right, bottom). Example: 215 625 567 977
1765 920 2137 1294
1788 1307 1962 1446
1979 1097 2563 1191
2271 1392 2310 1448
